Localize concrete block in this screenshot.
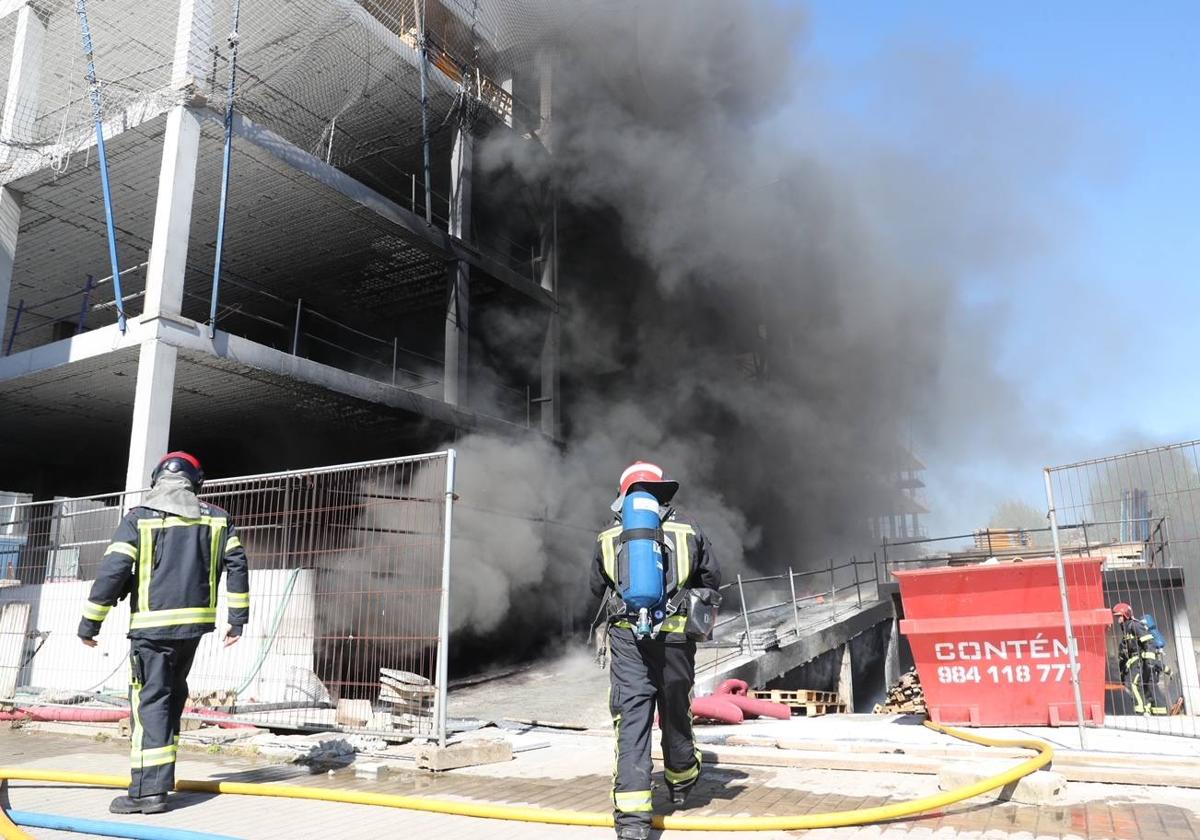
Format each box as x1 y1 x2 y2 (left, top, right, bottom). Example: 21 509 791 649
415 739 512 771
937 761 1066 805
355 761 390 779
336 699 372 727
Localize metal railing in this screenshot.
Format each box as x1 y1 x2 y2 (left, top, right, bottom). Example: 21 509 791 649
708 556 881 658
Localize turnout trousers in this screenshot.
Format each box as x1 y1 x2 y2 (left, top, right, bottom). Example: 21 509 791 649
1126 654 1168 715
128 637 201 797
608 626 701 835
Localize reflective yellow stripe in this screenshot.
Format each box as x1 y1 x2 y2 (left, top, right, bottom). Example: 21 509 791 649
225 535 242 553
137 520 154 612
1139 634 1155 643
613 790 652 813
664 523 694 586
227 591 250 608
131 744 177 767
105 542 137 559
82 601 111 622
659 614 686 634
209 523 224 608
130 662 144 770
129 607 217 629
665 761 700 785
599 526 620 585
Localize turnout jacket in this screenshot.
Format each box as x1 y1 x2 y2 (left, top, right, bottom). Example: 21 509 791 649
1118 618 1162 675
590 509 721 638
78 502 250 641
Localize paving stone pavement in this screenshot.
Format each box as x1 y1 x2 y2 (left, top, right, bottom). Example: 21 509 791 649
1 729 1197 840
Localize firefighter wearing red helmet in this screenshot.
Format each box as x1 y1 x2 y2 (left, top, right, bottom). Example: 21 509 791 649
1113 602 1167 715
78 452 250 815
590 461 722 840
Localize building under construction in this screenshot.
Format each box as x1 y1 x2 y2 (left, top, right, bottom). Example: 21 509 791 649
0 0 557 496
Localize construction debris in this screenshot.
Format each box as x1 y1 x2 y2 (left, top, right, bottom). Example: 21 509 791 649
379 669 435 718
874 668 926 715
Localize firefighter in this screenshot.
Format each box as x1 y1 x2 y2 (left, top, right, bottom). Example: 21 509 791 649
590 462 721 840
1113 602 1167 715
78 452 250 814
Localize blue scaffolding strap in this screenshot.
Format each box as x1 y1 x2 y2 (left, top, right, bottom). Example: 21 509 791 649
208 0 242 339
75 0 126 334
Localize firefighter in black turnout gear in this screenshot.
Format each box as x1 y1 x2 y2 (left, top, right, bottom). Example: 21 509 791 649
590 462 722 840
1113 602 1169 715
79 452 250 815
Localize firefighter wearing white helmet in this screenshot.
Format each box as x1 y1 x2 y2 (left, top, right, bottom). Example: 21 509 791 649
590 461 722 840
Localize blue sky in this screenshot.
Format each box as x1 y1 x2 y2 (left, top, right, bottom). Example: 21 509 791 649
798 1 1199 532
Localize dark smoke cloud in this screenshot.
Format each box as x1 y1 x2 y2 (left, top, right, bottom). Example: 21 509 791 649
448 0 1089 638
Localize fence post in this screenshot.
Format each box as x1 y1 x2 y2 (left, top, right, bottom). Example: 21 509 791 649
853 555 862 608
1043 467 1088 749
881 536 888 582
291 298 302 355
737 574 753 653
788 566 799 635
829 556 836 606
391 337 398 386
986 528 994 557
435 448 457 748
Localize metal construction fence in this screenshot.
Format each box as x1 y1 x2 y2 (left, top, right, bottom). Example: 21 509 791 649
0 451 456 745
1045 440 1200 741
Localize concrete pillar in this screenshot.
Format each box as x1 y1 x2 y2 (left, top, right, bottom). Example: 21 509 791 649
0 190 20 352
142 106 202 319
837 643 855 712
171 0 214 92
0 3 46 165
443 120 472 406
537 53 560 437
0 3 45 350
124 340 178 495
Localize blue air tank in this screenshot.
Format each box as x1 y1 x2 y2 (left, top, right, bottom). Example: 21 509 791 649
620 489 665 613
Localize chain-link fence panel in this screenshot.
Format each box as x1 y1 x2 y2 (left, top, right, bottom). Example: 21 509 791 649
0 450 456 742
1045 441 1200 738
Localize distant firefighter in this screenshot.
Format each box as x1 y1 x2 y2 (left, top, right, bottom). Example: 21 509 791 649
1112 602 1169 715
79 452 250 815
590 461 722 840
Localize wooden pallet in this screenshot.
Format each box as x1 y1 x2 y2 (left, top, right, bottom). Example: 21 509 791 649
750 689 846 716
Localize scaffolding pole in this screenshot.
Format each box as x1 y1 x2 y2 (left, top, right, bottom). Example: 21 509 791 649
208 0 243 339
75 0 126 333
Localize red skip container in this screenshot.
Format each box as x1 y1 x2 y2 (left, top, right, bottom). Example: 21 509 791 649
895 557 1111 726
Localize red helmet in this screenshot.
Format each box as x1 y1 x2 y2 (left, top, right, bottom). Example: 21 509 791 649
151 451 204 491
611 461 679 512
1112 602 1133 621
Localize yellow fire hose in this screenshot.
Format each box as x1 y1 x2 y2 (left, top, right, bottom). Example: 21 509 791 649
0 721 1052 839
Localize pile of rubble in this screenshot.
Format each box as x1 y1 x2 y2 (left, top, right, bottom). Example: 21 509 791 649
874 668 926 715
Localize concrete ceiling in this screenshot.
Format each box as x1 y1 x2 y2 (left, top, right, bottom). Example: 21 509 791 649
0 346 466 492
3 110 514 357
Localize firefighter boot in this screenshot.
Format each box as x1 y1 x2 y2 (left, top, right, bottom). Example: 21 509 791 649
617 827 651 840
109 794 168 815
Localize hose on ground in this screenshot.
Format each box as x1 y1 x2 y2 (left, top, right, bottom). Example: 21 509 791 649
6 809 243 840
0 721 1053 838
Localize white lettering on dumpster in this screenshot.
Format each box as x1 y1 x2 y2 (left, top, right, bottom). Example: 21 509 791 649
931 635 1080 684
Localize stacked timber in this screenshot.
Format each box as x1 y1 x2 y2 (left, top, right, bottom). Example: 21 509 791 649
873 668 925 715
378 668 435 720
